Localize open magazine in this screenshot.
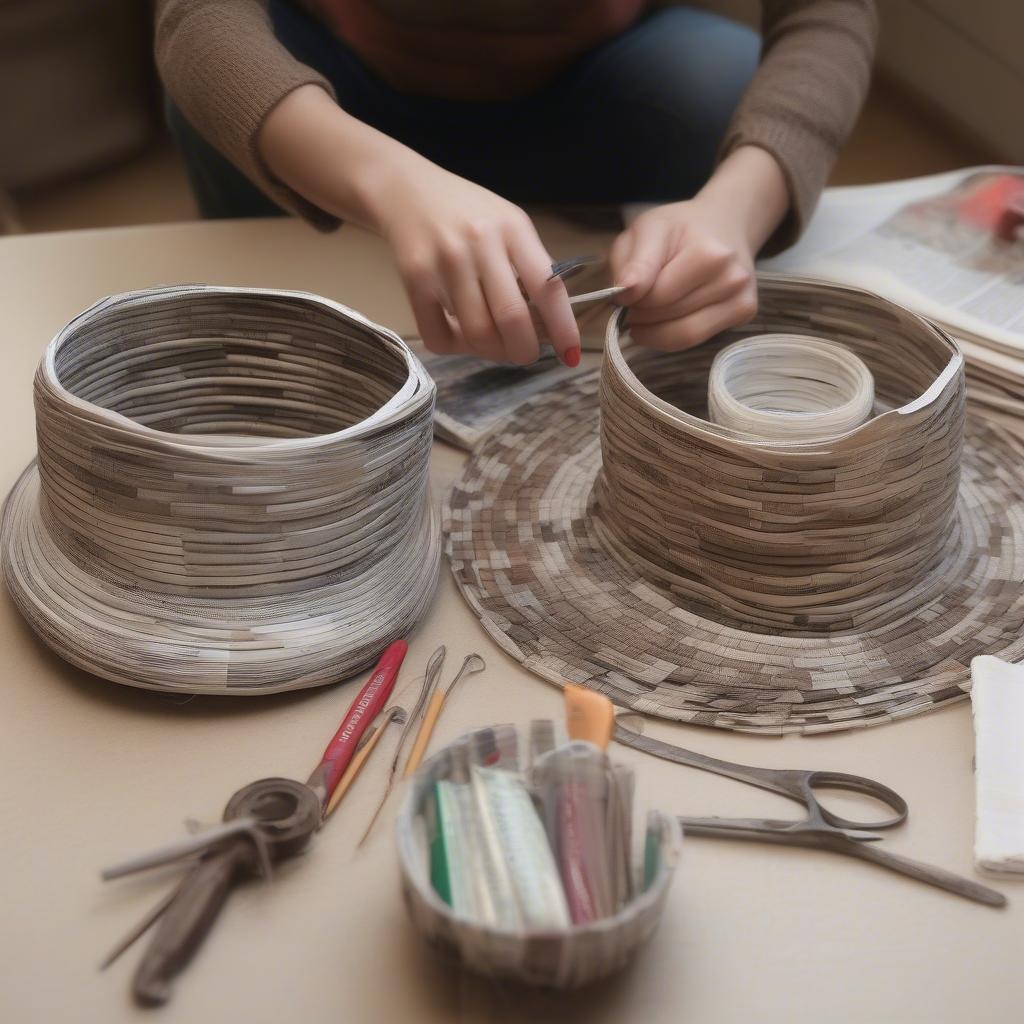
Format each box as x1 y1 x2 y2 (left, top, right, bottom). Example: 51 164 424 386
760 166 1024 340
428 166 1024 449
761 166 1024 433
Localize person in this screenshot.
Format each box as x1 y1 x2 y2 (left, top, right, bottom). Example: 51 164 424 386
155 1 877 367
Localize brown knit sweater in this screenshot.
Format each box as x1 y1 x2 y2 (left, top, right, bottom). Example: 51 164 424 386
154 0 877 248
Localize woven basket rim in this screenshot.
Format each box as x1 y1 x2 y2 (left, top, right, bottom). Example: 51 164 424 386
39 284 428 456
605 273 964 454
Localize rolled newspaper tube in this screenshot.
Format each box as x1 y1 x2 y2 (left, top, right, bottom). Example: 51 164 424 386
708 334 875 441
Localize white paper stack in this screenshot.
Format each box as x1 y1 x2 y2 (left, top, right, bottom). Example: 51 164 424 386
970 656 1024 874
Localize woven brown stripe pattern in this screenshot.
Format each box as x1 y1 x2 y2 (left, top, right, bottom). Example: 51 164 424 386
444 276 1024 734
597 288 965 634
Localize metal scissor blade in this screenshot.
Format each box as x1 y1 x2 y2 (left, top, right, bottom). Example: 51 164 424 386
679 817 1006 908
546 255 624 306
548 255 602 283
841 838 1006 908
678 816 883 843
100 882 184 971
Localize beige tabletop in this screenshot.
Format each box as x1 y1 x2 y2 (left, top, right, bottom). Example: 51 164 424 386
1 217 1020 1024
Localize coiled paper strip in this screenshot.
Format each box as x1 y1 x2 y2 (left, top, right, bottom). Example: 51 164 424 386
707 333 874 441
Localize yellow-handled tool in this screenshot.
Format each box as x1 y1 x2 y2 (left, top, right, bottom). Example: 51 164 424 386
403 653 486 777
323 706 407 819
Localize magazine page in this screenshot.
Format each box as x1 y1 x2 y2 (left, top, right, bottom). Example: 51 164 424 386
770 168 1024 356
756 168 998 271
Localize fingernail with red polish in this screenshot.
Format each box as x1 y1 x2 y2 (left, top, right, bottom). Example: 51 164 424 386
564 346 581 368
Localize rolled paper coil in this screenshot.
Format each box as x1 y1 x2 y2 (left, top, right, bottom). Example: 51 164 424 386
596 279 965 634
707 333 875 441
1 285 441 693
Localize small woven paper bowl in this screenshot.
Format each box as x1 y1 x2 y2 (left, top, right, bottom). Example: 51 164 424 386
396 723 681 989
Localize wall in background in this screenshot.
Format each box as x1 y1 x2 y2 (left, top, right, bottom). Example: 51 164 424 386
0 1 156 190
685 0 1021 162
877 0 1023 163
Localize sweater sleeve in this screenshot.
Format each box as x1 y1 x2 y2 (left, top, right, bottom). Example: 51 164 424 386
718 0 878 253
154 0 342 229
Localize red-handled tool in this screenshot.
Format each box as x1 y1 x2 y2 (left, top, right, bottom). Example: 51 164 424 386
307 639 408 811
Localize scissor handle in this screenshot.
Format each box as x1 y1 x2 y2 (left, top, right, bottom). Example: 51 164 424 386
223 777 322 855
804 770 908 831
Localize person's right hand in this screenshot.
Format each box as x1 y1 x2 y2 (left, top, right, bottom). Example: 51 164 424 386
368 160 581 366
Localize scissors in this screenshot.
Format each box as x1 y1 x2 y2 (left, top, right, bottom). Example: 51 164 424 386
613 715 1005 908
100 640 408 1005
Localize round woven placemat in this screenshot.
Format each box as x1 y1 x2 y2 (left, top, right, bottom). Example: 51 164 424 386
1 285 441 694
445 276 1024 734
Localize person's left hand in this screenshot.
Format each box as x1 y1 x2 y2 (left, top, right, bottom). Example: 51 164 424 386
609 197 758 351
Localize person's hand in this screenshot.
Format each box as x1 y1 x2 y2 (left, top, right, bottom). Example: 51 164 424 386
372 161 581 365
259 86 580 366
609 146 791 351
610 197 757 351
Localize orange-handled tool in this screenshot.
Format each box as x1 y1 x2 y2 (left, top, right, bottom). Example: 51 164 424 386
564 684 614 750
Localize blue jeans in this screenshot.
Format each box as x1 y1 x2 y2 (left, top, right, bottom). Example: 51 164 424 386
168 4 759 219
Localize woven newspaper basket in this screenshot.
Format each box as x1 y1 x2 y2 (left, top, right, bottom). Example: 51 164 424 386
396 722 680 988
1 285 440 694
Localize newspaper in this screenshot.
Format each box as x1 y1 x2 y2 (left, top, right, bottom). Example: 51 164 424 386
423 261 622 450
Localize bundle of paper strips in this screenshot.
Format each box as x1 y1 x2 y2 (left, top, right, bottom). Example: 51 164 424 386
445 276 1024 733
970 656 1024 876
0 286 440 693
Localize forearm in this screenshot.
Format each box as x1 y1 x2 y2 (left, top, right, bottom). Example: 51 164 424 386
696 145 790 254
720 0 878 250
260 84 580 366
156 0 341 227
258 84 432 233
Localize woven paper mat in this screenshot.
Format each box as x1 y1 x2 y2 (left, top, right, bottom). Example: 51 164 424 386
445 367 1024 735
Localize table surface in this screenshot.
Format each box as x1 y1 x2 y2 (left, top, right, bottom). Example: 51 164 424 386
1 216 1020 1024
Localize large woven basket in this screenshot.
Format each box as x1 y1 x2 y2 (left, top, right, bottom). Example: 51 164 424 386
1 285 441 693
